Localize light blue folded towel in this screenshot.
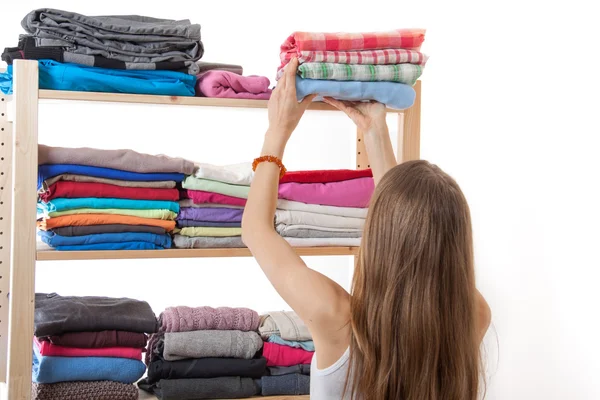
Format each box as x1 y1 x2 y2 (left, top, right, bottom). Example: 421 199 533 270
267 335 315 352
38 230 172 248
32 344 146 384
295 76 416 110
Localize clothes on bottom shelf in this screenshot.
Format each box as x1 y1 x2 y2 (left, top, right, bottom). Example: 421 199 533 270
193 162 253 185
262 342 314 367
267 335 315 351
32 293 155 396
173 235 245 248
142 305 264 399
182 176 250 198
261 374 311 396
268 364 311 376
32 380 139 400
259 311 312 343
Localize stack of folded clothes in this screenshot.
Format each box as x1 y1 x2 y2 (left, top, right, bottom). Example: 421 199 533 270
276 169 374 247
140 306 265 399
175 162 253 249
277 29 427 109
0 8 202 96
258 311 313 396
32 293 158 400
36 145 195 251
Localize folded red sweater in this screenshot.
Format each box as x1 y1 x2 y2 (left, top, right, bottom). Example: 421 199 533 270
262 342 314 367
35 337 142 360
40 181 179 202
279 169 373 184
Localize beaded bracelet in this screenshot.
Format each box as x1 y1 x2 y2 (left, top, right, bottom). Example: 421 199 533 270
252 155 287 179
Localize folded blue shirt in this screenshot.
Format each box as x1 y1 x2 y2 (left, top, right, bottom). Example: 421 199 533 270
295 76 416 110
39 230 172 248
38 164 184 190
43 241 167 251
32 344 146 384
267 335 315 352
38 197 179 214
1 59 196 96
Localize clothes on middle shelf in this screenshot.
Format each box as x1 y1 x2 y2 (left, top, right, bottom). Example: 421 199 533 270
277 29 427 110
32 293 156 399
258 311 313 396
274 169 374 247
37 145 192 251
175 162 253 248
141 305 265 399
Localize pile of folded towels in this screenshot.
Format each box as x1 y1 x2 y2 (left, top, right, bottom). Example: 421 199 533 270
32 292 157 400
278 28 427 109
36 145 194 251
175 162 252 249
259 311 313 396
140 305 265 399
276 169 374 247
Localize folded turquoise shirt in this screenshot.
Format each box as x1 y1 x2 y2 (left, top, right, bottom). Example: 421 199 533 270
295 76 416 110
38 198 179 214
32 344 146 384
267 335 315 352
38 230 172 248
182 177 250 199
0 59 196 96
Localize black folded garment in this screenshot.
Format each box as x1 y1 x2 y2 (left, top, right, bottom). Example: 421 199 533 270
138 377 259 400
261 374 311 396
147 357 267 383
268 364 311 376
2 35 195 74
35 293 158 337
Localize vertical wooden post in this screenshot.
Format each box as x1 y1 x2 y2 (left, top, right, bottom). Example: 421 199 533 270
356 128 369 170
6 60 38 400
0 81 14 386
398 80 421 162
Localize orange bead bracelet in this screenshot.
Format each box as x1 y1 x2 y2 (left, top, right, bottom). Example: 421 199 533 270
252 155 287 179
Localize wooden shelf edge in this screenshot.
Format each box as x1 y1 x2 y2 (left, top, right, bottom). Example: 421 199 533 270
36 246 359 261
37 89 405 113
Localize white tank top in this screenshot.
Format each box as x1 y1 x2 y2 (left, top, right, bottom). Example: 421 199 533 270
310 348 352 399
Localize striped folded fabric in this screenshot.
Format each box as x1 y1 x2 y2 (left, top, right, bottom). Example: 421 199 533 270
278 48 428 74
280 29 426 67
289 63 422 85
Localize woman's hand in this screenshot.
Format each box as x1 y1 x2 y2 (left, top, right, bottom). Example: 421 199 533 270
322 97 386 133
265 58 316 153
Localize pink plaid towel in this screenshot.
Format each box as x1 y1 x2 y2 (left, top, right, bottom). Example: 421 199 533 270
196 71 272 100
159 306 260 332
280 29 425 64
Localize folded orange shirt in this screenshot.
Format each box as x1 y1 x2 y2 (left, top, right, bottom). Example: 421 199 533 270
38 214 176 232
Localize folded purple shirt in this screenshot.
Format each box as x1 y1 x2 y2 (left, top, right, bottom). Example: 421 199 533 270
278 177 374 208
177 207 244 223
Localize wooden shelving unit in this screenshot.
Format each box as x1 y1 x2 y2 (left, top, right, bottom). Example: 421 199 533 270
0 60 421 400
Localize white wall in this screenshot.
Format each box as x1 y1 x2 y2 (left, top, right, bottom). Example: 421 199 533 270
2 1 599 399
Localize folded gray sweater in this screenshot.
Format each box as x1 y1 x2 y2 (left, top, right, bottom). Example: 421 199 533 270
162 330 263 361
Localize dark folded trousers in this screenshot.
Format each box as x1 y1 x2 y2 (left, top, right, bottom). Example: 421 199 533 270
139 377 259 400
35 293 158 337
261 374 311 396
147 357 267 383
268 364 311 376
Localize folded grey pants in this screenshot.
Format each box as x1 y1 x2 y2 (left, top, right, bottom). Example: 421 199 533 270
22 8 203 63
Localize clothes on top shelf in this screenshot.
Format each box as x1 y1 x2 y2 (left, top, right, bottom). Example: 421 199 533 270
297 62 423 85
41 208 177 220
280 168 373 184
182 176 251 199
20 8 203 71
267 335 315 351
278 175 374 208
159 331 263 361
39 198 180 214
37 214 176 232
183 189 247 207
259 311 312 342
193 162 253 186
51 224 168 237
173 235 245 248
146 357 267 383
0 60 196 96
295 76 417 110
196 70 272 100
41 330 148 349
176 220 241 228
177 207 243 222
35 337 142 360
39 181 180 202
262 342 314 367
38 230 172 249
42 173 177 189
196 61 243 75
158 306 260 333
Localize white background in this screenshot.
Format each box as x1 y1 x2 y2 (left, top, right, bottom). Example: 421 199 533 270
2 1 600 399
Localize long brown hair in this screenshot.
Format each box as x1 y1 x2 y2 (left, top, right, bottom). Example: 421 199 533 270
347 160 480 400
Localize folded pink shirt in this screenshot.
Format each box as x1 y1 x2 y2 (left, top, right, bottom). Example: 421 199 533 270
196 71 272 100
262 342 314 367
278 177 374 208
35 337 142 360
185 190 247 207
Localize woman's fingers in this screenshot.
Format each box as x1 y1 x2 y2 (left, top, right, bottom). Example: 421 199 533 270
300 94 318 108
323 97 350 112
285 58 299 95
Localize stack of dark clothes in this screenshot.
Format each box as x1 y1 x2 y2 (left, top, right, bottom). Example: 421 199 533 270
32 293 158 400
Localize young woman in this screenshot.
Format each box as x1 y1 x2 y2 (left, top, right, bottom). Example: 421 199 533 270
242 58 491 400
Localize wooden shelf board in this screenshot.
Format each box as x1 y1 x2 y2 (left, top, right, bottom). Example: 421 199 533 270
36 246 358 261
37 89 404 113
